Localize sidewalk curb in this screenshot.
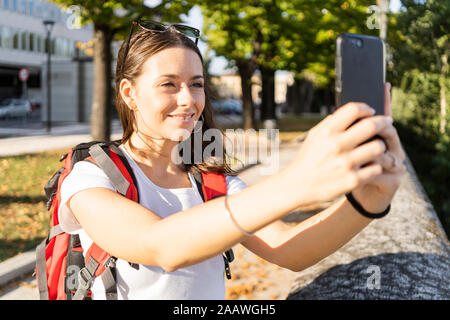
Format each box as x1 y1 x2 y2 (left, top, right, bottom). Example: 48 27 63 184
0 250 36 287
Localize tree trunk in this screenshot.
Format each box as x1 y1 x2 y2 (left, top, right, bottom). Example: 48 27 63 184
91 25 113 142
291 78 302 115
237 61 255 130
376 0 390 41
439 52 448 134
260 65 276 122
300 79 314 114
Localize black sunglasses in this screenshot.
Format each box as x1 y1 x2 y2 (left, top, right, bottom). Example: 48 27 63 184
120 20 200 70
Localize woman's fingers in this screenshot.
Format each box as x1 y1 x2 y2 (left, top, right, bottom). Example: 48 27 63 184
346 139 386 169
378 152 407 174
339 115 392 151
375 123 406 162
327 102 375 133
345 131 406 174
353 162 383 186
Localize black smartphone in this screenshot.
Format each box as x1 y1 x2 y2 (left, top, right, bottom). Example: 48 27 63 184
335 33 386 146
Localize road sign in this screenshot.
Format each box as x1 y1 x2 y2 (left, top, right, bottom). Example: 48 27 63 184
19 68 29 82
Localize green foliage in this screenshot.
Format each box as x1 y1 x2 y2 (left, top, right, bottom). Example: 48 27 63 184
392 71 442 137
202 0 378 87
390 0 450 237
49 0 194 38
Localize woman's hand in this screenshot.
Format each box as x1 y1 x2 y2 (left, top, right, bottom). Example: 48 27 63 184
351 83 407 213
288 98 394 205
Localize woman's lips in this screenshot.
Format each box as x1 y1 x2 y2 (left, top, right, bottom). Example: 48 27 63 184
167 113 195 123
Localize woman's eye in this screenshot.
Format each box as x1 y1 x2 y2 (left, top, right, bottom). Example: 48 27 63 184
192 82 204 88
162 82 175 87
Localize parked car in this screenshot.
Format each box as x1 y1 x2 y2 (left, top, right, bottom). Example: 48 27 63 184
0 98 32 119
212 99 243 115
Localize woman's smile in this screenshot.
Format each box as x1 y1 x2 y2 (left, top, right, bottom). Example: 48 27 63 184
167 112 195 124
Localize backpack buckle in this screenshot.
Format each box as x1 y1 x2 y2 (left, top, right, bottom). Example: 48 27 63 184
103 256 116 269
77 267 94 291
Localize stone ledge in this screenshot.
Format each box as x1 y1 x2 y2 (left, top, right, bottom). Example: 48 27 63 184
287 154 450 300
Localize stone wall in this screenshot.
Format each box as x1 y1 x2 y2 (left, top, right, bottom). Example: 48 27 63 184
287 155 450 300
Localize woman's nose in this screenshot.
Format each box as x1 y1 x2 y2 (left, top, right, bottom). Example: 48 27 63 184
177 83 194 106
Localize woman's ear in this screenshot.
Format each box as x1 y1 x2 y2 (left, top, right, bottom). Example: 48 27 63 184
120 78 137 111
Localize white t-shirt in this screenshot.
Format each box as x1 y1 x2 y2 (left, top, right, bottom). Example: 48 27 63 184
58 145 247 300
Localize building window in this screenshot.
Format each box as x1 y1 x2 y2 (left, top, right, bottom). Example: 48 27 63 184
63 38 70 56
1 27 12 48
42 1 52 19
28 0 33 15
12 30 19 49
49 3 55 19
35 0 41 17
45 37 56 54
44 35 48 53
3 0 9 10
12 0 17 11
20 0 26 13
36 35 42 52
29 33 34 51
56 6 62 23
21 31 27 50
68 39 73 57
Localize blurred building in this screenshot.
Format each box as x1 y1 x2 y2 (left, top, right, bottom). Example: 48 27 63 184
0 0 93 113
210 71 294 106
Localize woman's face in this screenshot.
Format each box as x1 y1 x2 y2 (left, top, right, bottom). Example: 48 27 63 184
124 46 206 141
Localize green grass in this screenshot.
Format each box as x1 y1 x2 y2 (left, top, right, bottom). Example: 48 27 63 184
0 149 67 262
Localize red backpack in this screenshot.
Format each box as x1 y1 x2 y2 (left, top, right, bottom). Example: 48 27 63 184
35 140 234 300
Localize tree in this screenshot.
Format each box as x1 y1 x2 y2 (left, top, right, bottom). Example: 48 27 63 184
201 0 263 130
394 0 450 134
275 0 377 114
388 0 450 236
203 0 380 127
201 0 322 127
50 0 194 141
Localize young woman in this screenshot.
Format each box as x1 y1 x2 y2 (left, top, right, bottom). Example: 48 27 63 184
58 21 406 299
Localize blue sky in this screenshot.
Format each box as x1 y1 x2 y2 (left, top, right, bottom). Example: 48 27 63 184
145 0 403 75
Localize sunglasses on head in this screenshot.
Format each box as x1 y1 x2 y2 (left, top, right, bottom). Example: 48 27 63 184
120 20 201 70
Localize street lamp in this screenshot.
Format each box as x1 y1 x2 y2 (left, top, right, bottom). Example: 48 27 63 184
43 19 55 133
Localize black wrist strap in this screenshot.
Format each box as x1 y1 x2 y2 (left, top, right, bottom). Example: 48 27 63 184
345 192 390 219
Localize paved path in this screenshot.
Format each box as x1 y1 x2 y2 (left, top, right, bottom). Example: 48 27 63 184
0 121 123 157
0 115 242 157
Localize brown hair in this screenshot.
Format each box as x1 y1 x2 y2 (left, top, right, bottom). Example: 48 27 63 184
115 26 236 176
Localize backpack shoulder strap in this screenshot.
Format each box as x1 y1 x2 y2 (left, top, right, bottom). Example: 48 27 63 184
72 141 139 300
88 143 130 197
86 142 138 202
193 171 227 201
193 171 235 279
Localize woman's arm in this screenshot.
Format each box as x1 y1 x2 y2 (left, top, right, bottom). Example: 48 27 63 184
67 161 313 272
240 196 371 272
68 102 394 272
241 84 406 272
